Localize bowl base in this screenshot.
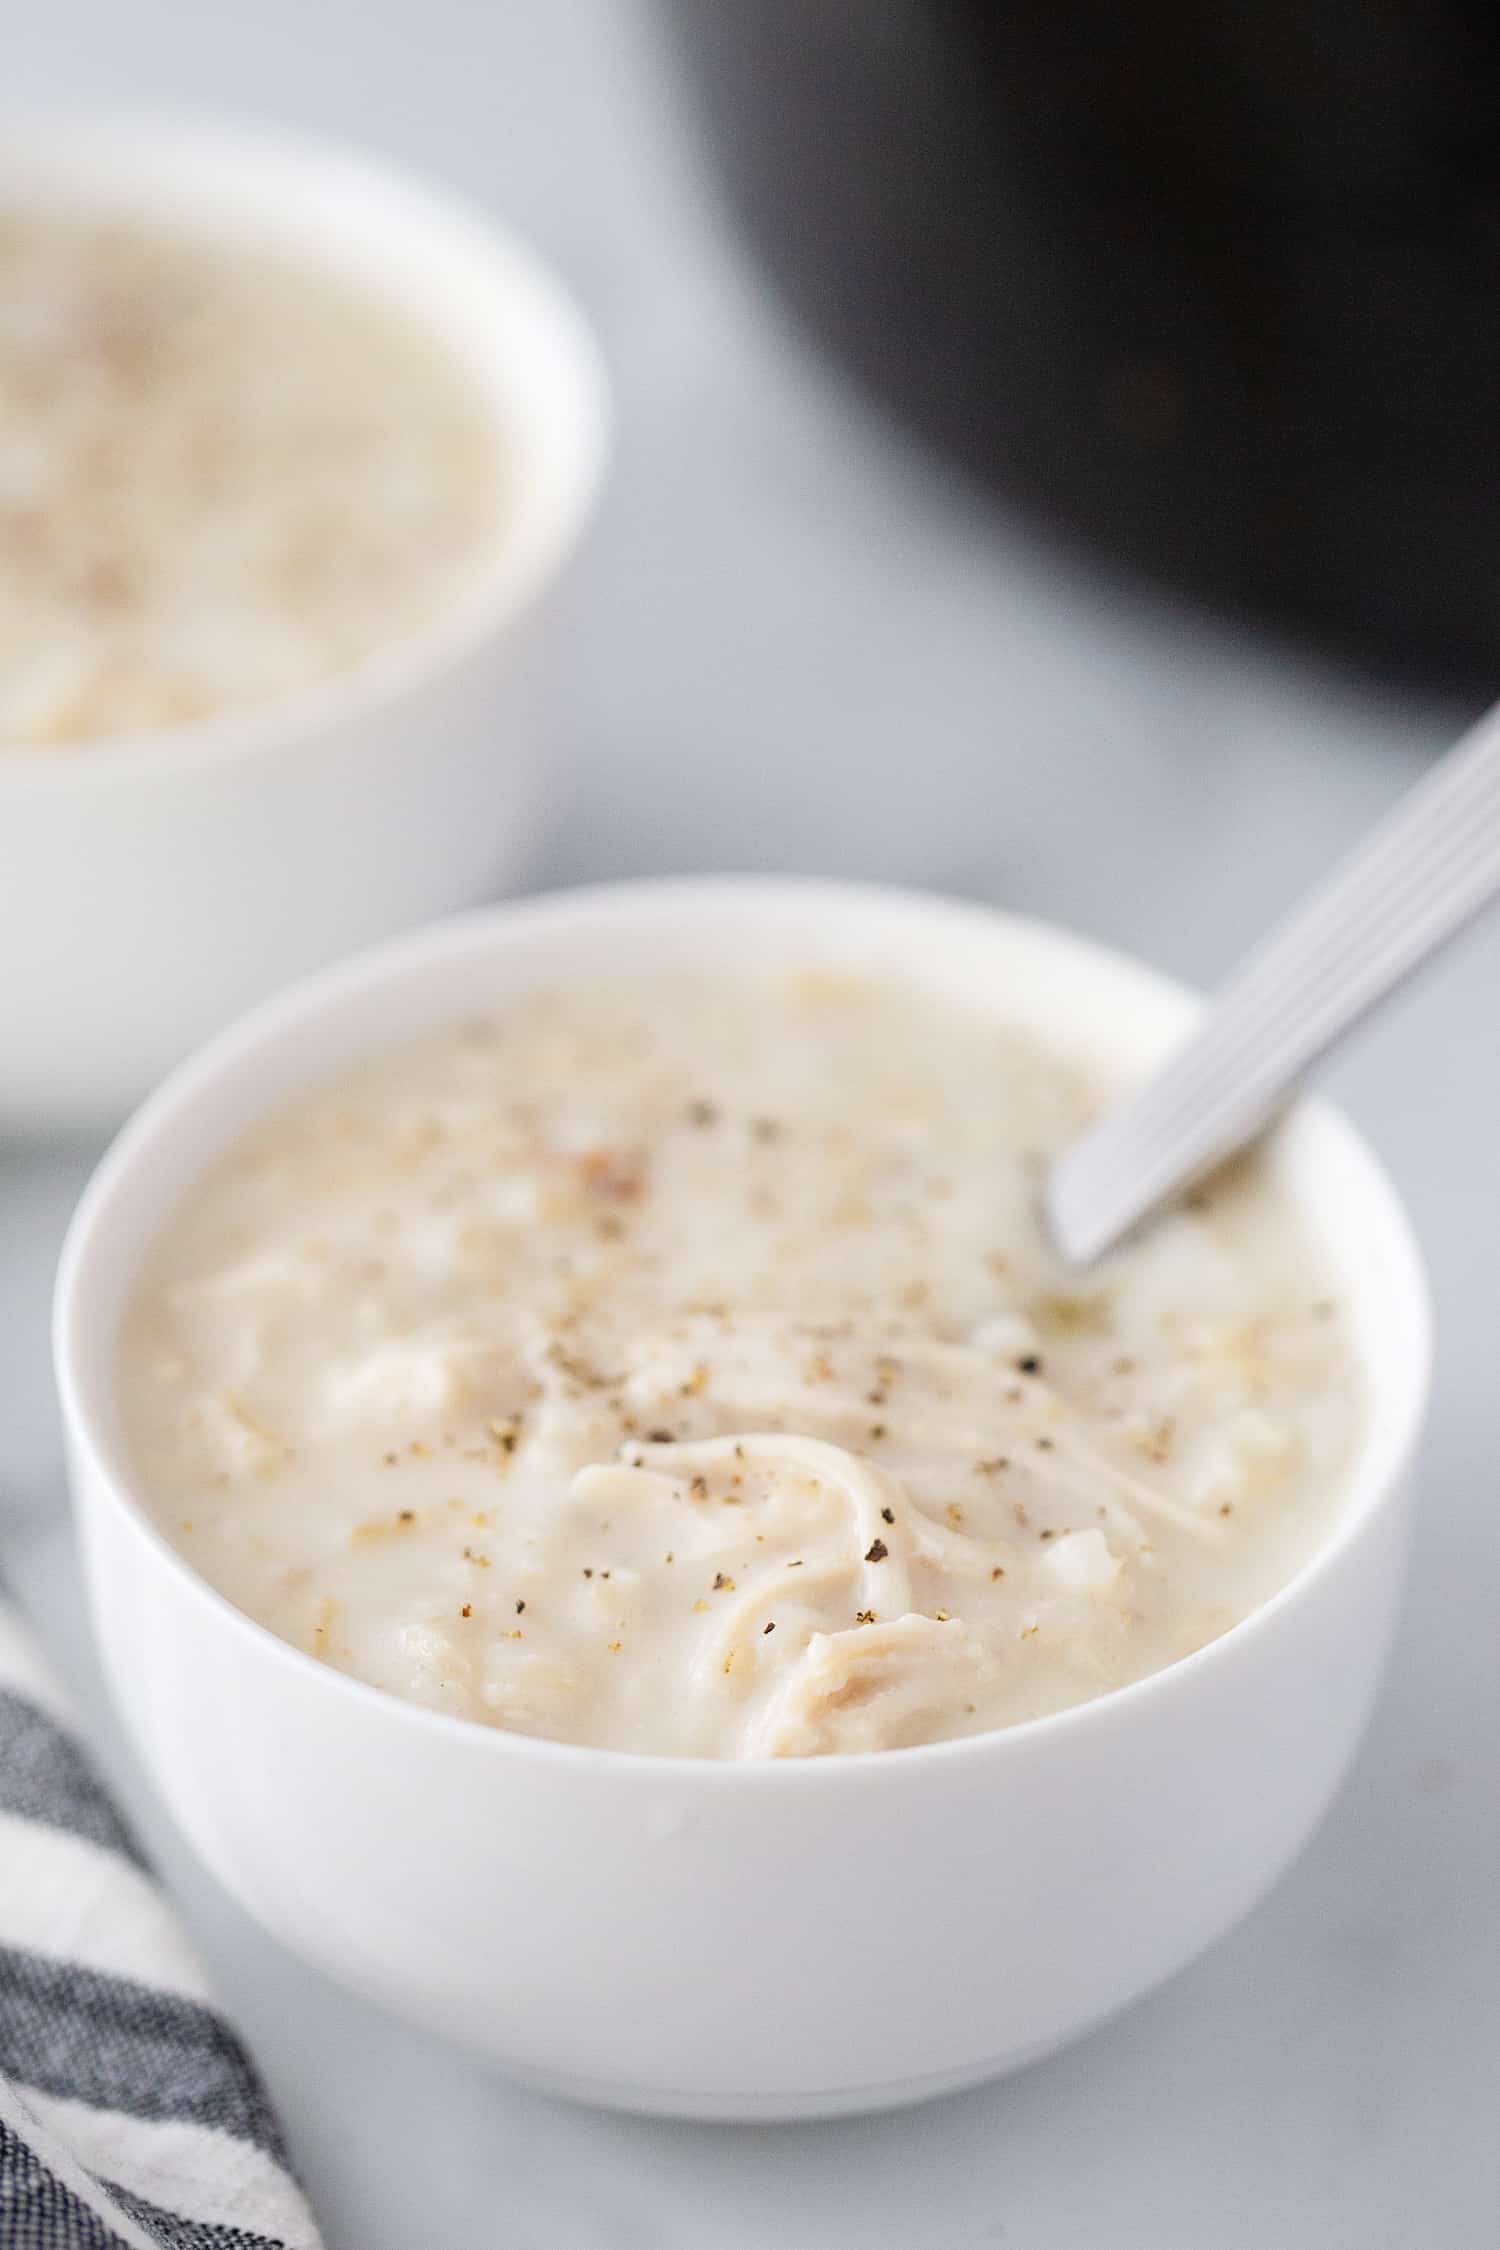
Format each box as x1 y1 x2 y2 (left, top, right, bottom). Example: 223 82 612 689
485 2025 1092 2123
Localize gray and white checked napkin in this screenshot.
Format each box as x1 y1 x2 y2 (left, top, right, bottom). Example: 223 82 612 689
0 1587 322 2250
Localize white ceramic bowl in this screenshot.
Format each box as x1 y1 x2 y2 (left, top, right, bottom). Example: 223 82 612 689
55 879 1430 2120
0 115 608 1135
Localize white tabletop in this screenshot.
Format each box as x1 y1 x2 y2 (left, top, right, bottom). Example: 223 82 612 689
4 4 1498 2244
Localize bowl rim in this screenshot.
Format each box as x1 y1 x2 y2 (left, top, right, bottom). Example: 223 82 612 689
0 107 611 788
54 874 1433 1789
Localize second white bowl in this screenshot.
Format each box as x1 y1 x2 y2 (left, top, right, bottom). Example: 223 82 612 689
0 115 609 1133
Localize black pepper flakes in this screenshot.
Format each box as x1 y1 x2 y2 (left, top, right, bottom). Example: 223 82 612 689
515 1599 526 1614
880 1505 895 1524
648 1428 675 1445
854 1609 877 1626
763 1620 776 1634
1016 1354 1044 1376
864 1538 889 1563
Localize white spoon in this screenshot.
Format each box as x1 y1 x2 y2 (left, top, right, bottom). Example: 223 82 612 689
1047 695 1500 1266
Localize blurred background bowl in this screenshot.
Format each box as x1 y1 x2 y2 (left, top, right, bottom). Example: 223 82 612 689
0 113 609 1137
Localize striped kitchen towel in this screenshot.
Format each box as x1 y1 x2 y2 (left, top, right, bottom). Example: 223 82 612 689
0 1588 322 2250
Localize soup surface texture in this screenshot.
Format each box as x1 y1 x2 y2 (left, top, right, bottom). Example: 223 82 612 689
122 972 1360 1757
0 209 505 748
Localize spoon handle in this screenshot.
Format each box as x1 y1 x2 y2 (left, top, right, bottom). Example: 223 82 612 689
1047 696 1500 1265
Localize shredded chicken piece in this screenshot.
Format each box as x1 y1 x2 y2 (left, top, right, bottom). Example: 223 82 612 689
747 1614 996 1756
626 1432 918 1611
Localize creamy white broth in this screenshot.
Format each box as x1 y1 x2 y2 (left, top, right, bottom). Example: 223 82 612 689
121 972 1360 1757
0 209 506 748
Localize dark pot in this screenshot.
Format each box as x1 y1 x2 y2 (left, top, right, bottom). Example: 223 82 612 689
666 0 1500 691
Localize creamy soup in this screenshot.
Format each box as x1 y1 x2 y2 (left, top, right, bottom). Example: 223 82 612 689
0 210 505 748
121 973 1360 1758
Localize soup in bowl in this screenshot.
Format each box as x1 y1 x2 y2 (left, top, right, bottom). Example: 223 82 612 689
0 116 608 1130
55 879 1429 2117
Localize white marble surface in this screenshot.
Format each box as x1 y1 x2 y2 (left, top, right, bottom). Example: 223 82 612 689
4 4 1499 2244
